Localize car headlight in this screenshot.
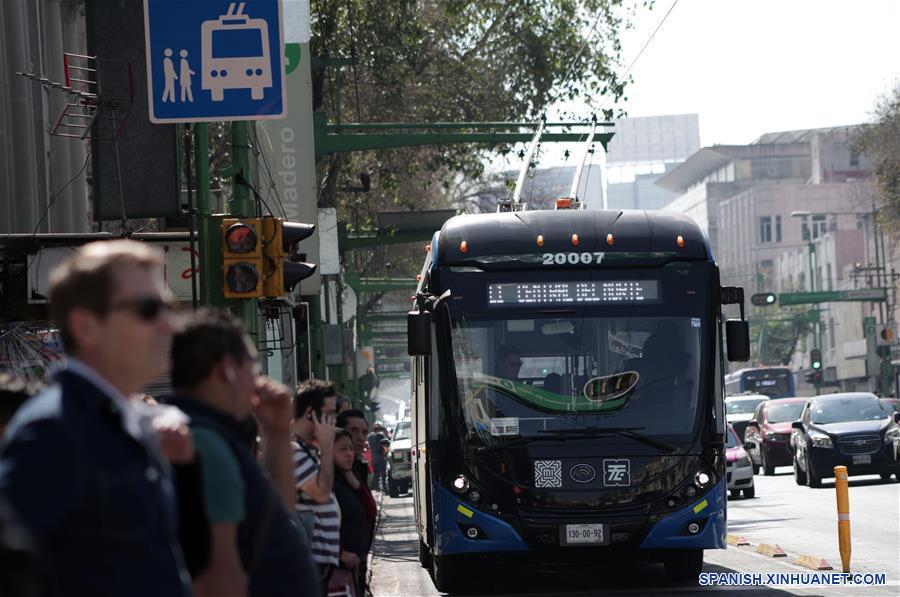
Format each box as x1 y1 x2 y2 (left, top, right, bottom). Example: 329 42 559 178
736 455 752 468
809 432 832 448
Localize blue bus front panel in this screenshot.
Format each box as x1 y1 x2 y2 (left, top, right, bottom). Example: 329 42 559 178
433 479 726 556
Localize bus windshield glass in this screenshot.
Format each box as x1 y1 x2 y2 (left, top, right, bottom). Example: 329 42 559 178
440 262 710 445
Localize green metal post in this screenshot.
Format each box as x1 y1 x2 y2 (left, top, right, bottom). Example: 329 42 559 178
309 295 327 379
193 123 224 307
228 121 258 338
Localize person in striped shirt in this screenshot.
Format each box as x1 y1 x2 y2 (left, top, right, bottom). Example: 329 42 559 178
291 380 340 587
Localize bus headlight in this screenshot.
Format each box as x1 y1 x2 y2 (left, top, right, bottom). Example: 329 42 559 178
694 469 713 489
452 475 470 493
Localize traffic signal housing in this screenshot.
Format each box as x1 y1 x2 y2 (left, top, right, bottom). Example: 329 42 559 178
750 292 777 307
262 217 317 297
810 348 822 371
222 218 264 299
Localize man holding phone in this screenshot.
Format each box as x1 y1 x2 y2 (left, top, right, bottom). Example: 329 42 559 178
167 309 319 597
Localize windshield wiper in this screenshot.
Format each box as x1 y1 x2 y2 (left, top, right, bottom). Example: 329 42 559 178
538 426 678 453
475 434 571 455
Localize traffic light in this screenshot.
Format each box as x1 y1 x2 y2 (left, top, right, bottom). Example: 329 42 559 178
750 292 777 307
805 370 823 384
261 217 317 297
810 348 822 371
222 218 264 299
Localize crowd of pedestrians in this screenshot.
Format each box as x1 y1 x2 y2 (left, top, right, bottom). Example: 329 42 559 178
0 240 382 597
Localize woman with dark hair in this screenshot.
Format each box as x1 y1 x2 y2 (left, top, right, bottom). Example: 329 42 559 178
332 429 370 597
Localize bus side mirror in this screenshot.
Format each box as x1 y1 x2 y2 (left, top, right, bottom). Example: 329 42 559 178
408 311 432 356
725 319 750 362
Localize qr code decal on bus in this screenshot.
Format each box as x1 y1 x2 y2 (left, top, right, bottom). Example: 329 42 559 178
534 460 562 488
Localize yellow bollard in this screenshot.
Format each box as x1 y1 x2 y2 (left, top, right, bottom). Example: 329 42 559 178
834 465 851 573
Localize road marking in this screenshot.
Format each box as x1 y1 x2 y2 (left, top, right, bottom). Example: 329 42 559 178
755 543 788 557
794 555 834 570
726 534 750 546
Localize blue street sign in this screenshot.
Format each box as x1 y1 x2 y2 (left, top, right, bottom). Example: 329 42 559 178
143 0 286 123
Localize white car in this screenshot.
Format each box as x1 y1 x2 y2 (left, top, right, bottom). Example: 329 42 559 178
387 419 412 497
726 424 755 499
726 393 770 442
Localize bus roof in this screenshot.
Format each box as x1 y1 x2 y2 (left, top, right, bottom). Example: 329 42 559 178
435 209 711 267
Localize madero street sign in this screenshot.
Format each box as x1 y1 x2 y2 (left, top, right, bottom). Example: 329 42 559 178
143 0 286 123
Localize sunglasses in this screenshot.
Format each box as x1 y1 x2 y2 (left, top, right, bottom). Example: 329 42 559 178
109 297 174 322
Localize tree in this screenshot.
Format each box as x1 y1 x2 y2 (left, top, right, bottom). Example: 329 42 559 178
310 0 645 288
854 84 900 230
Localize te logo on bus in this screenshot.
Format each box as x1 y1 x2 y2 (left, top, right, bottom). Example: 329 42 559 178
602 459 631 486
542 252 604 266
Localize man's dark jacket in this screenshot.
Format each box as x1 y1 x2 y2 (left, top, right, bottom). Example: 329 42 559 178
0 370 190 597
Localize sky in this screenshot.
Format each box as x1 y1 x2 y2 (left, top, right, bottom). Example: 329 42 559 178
496 0 900 171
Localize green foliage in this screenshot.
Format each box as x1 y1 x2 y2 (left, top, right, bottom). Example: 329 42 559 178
854 84 900 231
310 0 641 282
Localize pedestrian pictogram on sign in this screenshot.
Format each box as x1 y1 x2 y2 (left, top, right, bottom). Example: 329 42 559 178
143 0 286 123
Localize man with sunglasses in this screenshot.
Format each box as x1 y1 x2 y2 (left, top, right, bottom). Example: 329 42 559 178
167 309 319 597
0 240 192 597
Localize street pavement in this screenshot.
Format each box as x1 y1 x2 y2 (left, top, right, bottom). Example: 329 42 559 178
368 471 900 596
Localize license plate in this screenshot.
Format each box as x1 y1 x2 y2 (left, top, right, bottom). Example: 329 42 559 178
852 454 871 465
561 523 608 546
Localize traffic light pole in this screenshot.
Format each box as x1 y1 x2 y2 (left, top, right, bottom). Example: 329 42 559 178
194 123 223 308
227 121 259 339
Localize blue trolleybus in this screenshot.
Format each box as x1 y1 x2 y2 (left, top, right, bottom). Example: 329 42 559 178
724 367 796 398
407 207 751 591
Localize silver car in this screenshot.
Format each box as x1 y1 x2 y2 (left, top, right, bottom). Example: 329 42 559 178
387 419 412 497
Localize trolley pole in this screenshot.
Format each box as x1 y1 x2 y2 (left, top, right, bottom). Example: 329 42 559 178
834 465 851 573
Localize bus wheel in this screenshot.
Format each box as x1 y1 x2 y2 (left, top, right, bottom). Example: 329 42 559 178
432 555 468 593
663 549 703 582
418 539 432 569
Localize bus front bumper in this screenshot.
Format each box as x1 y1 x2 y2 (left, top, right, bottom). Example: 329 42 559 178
433 479 726 556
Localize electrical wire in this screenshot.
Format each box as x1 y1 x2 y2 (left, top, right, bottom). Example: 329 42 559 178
31 149 92 238
622 0 680 78
253 123 289 218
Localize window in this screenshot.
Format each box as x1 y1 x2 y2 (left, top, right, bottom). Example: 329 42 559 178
801 216 810 241
759 216 772 243
812 215 827 239
775 215 782 242
829 318 836 349
849 150 860 168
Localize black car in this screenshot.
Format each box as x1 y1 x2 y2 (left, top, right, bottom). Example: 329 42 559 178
792 392 900 487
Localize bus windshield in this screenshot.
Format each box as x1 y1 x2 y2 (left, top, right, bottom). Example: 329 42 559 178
444 264 717 445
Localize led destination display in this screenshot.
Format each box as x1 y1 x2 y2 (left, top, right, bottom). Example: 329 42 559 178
487 280 660 307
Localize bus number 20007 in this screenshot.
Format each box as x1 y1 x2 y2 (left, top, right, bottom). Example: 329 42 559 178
542 252 604 266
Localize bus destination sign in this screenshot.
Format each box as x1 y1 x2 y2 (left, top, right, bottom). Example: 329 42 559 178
487 280 660 307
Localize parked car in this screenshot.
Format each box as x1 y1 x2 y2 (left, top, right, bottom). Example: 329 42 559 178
387 419 412 497
791 392 900 488
744 397 808 475
725 394 770 441
726 423 755 498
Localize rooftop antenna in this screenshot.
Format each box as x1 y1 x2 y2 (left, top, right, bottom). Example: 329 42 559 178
506 116 546 212
569 115 597 208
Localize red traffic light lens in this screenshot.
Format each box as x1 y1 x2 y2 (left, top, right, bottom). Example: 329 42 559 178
225 223 258 254
225 263 260 294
